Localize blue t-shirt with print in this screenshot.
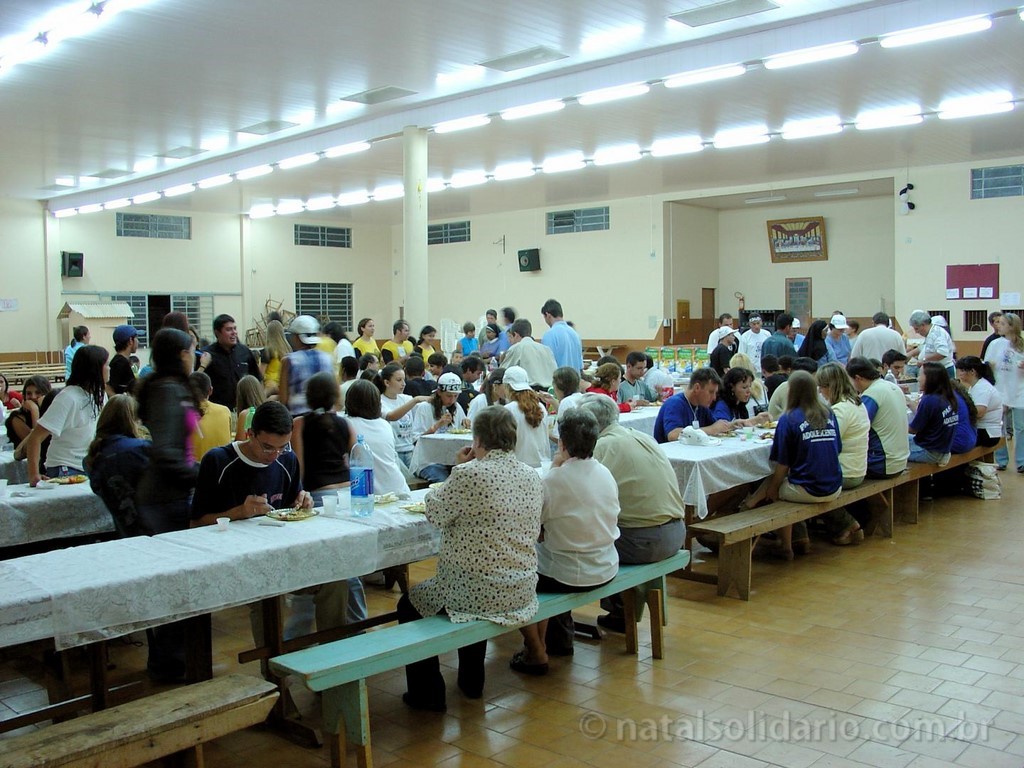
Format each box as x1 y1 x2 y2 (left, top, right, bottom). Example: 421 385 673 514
950 393 977 454
910 394 957 452
770 407 843 496
653 392 714 443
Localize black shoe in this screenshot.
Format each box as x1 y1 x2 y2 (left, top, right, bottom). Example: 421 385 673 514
509 651 548 676
402 692 446 712
596 614 626 634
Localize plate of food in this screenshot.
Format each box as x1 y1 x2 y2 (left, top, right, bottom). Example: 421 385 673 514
400 502 426 514
48 475 88 485
757 431 775 441
447 428 472 435
374 492 399 505
266 508 320 522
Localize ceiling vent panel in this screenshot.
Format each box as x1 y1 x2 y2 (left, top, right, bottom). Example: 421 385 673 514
479 46 568 72
340 86 417 105
238 120 299 135
668 0 778 27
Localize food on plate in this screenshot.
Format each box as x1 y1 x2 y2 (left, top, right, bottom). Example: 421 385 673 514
374 492 399 505
48 475 88 485
266 508 319 522
763 421 778 429
758 431 775 441
447 428 471 435
400 502 426 514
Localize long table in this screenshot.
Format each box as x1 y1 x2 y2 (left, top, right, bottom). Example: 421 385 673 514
1 450 28 484
1 481 114 551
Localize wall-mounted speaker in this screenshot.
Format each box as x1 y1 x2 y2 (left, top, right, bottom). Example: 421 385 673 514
518 248 540 272
61 251 84 278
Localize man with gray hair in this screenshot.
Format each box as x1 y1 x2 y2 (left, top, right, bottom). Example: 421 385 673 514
574 393 685 634
906 310 954 377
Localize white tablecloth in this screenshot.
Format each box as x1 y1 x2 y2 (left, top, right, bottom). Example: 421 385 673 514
0 482 114 549
659 435 773 519
410 432 473 469
619 407 658 437
0 491 437 650
1 451 28 484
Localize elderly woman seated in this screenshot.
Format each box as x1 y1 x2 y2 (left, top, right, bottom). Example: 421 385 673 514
397 405 543 712
511 408 620 674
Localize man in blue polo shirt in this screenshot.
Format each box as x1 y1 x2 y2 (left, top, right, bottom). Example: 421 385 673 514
540 298 583 371
653 368 732 442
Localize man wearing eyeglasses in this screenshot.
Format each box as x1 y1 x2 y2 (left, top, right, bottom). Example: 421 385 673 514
190 400 312 527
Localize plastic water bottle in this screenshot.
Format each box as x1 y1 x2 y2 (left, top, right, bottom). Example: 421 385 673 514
350 435 375 518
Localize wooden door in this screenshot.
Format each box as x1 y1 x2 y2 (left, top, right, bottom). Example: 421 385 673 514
674 300 691 344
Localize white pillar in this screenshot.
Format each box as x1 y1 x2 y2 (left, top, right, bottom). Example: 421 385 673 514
402 126 429 328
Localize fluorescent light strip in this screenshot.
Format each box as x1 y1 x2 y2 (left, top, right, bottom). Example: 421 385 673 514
372 184 404 201
236 164 274 180
713 125 770 148
663 64 746 88
77 203 104 214
577 82 650 106
592 144 642 166
541 153 586 173
248 204 276 219
53 208 78 218
434 114 491 134
763 41 858 70
197 174 233 189
132 192 161 204
275 199 305 215
323 141 371 158
492 162 536 181
649 136 705 157
937 91 1015 120
744 195 787 204
781 116 843 140
449 171 489 189
854 105 923 130
305 196 336 211
814 188 859 198
879 15 991 48
163 183 196 197
500 100 565 121
336 191 370 206
103 198 131 210
425 178 447 193
278 153 320 170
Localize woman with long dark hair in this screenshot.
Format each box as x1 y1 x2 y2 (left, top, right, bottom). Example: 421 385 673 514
467 367 506 424
415 325 439 359
25 345 107 485
86 394 150 538
907 361 958 464
376 363 430 467
711 367 770 426
956 356 1002 448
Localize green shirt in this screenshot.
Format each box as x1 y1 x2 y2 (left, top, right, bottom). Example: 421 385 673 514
617 377 656 404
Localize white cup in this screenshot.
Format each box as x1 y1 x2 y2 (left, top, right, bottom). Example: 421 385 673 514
0 479 7 497
216 516 230 531
322 495 338 517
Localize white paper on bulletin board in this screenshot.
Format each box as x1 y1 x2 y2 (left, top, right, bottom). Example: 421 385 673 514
1001 292 1021 307
946 288 960 299
963 287 978 299
980 287 994 299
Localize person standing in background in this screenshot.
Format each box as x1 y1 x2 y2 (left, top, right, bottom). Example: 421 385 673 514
64 325 90 381
199 314 263 408
540 299 583 371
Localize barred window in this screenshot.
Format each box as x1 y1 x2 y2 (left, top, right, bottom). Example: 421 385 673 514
294 224 352 248
971 165 1024 200
546 206 610 235
427 220 471 245
295 282 353 330
107 294 149 346
116 213 191 239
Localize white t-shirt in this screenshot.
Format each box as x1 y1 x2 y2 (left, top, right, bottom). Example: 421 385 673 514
538 457 620 586
345 416 410 495
334 339 356 365
738 328 772 371
552 392 583 439
410 400 468 442
467 393 496 424
984 337 1024 408
37 385 102 470
831 399 869 482
970 377 1003 436
380 393 416 452
505 400 550 468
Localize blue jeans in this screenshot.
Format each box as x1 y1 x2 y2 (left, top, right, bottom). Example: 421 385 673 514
996 407 1024 469
416 464 451 483
908 435 949 464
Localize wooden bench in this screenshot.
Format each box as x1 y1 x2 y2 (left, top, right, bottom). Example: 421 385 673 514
0 674 278 768
270 551 690 768
689 442 1001 600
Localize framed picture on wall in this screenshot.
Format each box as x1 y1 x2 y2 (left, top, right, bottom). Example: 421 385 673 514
766 216 828 263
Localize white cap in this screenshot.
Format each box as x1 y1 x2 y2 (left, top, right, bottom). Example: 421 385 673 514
792 317 802 329
503 366 532 392
288 315 321 345
436 372 463 393
829 313 849 330
717 326 738 343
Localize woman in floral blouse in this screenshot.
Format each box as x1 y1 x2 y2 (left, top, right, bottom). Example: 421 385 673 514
398 405 544 711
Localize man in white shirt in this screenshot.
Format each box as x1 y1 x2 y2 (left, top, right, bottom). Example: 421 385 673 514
705 313 735 354
850 312 906 363
906 310 954 376
500 319 557 389
738 315 772 372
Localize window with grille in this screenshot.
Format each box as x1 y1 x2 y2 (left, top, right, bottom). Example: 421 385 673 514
116 213 191 239
294 224 352 248
427 220 471 244
927 310 951 330
171 295 214 341
971 165 1024 200
546 206 610 235
107 294 149 346
963 310 989 333
295 282 353 330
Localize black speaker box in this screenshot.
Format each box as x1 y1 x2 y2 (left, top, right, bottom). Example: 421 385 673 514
61 251 84 277
517 248 540 272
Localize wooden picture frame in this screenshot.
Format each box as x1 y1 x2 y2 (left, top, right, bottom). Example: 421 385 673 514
767 216 828 263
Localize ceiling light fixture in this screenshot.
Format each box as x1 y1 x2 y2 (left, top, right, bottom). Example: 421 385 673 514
814 188 860 197
324 141 371 158
372 184 405 201
248 204 276 219
305 196 336 211
713 125 770 148
577 82 650 105
937 91 1015 120
664 63 746 88
77 203 104 214
197 174 233 189
235 165 274 180
592 144 642 166
131 191 161 204
500 100 565 121
425 178 447 193
781 116 843 140
744 195 787 204
541 153 587 174
102 198 131 210
763 41 859 70
52 208 78 218
278 153 320 170
163 183 196 197
336 191 371 206
433 114 492 134
449 171 489 189
492 162 537 181
854 105 923 130
275 199 305 215
649 136 705 157
879 15 992 48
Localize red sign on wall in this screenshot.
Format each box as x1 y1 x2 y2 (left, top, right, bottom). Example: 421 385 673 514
946 264 999 300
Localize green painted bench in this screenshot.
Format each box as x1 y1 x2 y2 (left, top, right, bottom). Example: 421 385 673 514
270 550 690 768
689 441 1002 600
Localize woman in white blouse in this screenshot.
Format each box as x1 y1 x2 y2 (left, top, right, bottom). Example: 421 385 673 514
375 364 430 467
467 368 506 424
408 373 469 483
398 405 543 711
956 356 1003 448
502 366 549 467
512 408 620 674
984 313 1024 471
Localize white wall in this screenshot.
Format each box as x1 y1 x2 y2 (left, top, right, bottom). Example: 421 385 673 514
0 199 49 351
667 202 720 324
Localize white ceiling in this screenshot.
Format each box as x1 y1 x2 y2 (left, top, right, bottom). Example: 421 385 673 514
2 0 1022 222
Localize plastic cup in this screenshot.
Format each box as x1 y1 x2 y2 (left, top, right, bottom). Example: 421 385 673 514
216 517 230 531
322 495 338 517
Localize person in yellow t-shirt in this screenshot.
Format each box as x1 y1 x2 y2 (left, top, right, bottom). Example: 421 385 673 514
381 320 415 364
261 320 290 396
188 371 233 460
353 317 380 358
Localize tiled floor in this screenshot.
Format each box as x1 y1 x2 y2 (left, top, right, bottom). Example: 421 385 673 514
4 475 1024 767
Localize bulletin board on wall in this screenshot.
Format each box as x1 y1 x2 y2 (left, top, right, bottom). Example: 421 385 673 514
785 277 812 323
946 264 999 301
